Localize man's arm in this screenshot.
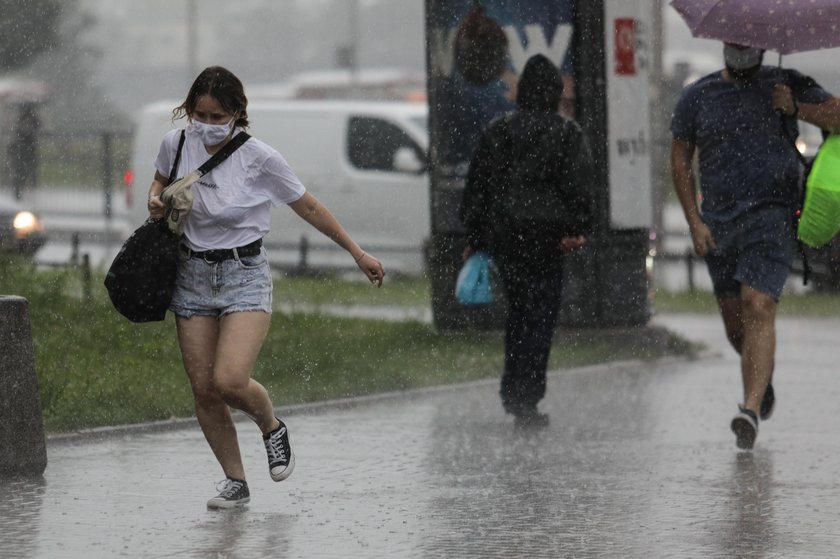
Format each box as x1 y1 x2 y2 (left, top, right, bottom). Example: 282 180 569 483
773 85 840 133
797 98 840 133
460 128 497 252
670 137 716 257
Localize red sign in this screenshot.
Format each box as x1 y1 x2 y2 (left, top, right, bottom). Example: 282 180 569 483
614 18 636 76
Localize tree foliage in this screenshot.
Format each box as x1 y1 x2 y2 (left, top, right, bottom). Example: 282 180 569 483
0 0 63 72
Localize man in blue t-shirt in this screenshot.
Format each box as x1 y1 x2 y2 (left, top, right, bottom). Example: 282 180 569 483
671 43 840 450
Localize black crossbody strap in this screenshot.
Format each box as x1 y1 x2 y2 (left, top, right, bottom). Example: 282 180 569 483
196 131 251 177
168 130 187 182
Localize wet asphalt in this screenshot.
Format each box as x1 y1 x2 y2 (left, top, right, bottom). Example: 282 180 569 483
2 312 840 558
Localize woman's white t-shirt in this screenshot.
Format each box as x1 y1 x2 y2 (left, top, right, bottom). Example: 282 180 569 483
154 127 306 251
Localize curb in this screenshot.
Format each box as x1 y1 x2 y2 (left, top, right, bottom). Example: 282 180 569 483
45 349 699 447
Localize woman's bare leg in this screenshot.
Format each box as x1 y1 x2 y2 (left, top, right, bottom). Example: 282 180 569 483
176 315 246 480
212 311 279 435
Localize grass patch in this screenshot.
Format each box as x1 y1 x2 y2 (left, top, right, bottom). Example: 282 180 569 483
1 259 689 434
777 292 840 316
651 288 840 317
273 271 430 307
1 256 189 431
651 290 718 314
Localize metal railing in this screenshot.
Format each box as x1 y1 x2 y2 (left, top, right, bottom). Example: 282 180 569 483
656 248 823 293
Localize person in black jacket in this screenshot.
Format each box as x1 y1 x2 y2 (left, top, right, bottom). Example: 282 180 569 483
460 54 595 428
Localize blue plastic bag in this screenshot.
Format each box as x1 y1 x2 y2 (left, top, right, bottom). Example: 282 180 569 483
455 251 495 305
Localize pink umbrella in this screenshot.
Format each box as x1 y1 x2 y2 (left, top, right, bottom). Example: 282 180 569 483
670 0 840 55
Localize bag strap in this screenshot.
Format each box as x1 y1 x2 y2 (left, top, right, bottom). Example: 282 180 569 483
196 131 251 177
168 130 186 182
776 69 813 168
773 71 814 285
785 121 812 286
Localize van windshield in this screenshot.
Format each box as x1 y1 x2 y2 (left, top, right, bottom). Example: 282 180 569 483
411 116 428 133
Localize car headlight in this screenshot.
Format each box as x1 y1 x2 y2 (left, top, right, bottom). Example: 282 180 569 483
13 211 43 237
796 139 808 155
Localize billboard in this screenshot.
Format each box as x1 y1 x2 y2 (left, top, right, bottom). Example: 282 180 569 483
425 0 651 329
605 0 653 229
427 0 575 182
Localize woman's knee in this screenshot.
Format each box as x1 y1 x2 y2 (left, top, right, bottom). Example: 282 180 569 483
212 371 251 399
190 380 224 409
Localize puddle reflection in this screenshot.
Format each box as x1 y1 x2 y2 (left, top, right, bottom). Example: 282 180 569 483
0 476 46 557
717 450 775 556
191 510 296 558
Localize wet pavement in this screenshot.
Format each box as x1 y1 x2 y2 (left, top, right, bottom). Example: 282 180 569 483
2 312 840 558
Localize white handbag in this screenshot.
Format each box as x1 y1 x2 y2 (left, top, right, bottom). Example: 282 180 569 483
160 130 251 235
160 170 200 236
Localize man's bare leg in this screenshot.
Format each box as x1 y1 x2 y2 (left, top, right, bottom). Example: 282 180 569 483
717 292 774 415
738 285 776 415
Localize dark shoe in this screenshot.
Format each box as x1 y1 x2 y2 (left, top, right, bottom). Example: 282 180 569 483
207 478 250 509
731 406 758 450
760 381 775 421
513 408 550 430
264 418 295 482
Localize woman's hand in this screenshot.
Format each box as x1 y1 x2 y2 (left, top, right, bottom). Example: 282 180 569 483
148 194 166 220
355 251 385 287
147 174 169 220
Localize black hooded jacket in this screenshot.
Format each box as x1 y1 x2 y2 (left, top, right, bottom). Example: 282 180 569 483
460 55 595 256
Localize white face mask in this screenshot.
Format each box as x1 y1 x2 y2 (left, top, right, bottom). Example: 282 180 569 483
189 118 234 145
723 45 764 71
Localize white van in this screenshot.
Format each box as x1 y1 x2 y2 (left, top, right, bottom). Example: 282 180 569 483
128 100 429 274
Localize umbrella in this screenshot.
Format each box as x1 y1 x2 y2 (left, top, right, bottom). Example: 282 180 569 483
670 0 840 55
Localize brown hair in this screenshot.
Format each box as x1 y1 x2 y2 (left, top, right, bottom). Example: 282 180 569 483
454 6 508 86
173 66 249 128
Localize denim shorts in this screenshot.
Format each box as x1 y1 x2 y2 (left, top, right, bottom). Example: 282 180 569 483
169 247 273 318
704 206 796 301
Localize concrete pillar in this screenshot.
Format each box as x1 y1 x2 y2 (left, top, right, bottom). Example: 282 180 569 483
0 296 47 476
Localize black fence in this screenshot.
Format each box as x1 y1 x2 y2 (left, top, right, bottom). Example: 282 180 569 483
33 131 132 217
657 247 838 293
0 130 132 215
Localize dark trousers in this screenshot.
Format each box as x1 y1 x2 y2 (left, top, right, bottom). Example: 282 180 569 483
496 250 563 415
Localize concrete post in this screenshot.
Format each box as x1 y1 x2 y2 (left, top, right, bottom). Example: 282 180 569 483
0 296 47 476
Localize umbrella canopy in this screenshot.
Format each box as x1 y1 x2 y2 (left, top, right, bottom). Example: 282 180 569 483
671 0 840 55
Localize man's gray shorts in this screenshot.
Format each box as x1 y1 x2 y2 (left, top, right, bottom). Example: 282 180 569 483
704 206 796 301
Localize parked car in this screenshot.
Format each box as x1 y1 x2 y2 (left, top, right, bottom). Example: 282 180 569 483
128 100 430 274
0 193 46 255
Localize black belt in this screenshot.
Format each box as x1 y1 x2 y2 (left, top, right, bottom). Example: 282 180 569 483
181 239 262 262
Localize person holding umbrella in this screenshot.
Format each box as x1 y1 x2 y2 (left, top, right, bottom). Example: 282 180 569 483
670 41 840 449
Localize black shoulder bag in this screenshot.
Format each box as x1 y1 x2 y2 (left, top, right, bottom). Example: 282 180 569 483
778 69 825 285
104 130 250 322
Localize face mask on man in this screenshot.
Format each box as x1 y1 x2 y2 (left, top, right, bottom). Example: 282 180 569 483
723 44 764 80
189 118 234 145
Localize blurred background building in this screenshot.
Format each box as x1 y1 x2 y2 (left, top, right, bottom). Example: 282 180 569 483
2 0 840 289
